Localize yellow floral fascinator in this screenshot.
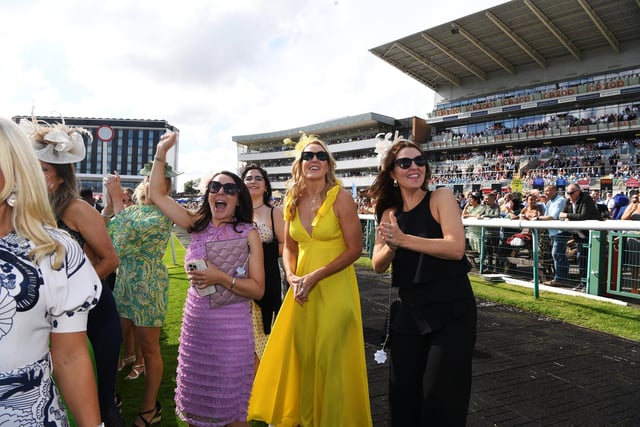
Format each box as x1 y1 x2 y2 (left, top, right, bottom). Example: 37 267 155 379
20 116 91 165
284 131 321 157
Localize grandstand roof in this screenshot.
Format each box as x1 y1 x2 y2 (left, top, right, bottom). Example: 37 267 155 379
232 112 396 144
370 0 640 98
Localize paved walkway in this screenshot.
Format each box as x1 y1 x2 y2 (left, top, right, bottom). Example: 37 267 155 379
172 227 640 426
358 268 640 426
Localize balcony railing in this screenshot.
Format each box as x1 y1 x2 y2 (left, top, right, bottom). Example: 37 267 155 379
359 215 640 303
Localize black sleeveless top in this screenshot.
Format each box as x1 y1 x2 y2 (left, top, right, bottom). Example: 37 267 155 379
58 219 85 248
390 192 475 334
392 192 472 293
255 207 282 334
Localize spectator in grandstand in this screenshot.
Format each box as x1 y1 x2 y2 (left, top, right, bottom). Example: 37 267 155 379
0 117 102 427
25 116 123 426
520 193 544 219
462 192 483 252
240 164 285 367
606 191 616 214
559 184 599 290
103 165 176 427
370 136 476 427
479 192 501 273
621 190 640 293
591 189 610 219
151 132 265 427
539 186 569 286
611 191 630 220
250 133 371 426
81 187 103 212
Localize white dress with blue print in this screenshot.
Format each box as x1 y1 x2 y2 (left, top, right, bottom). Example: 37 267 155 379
0 227 101 426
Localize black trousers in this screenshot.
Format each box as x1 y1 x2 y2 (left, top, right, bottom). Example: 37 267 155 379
389 300 477 427
87 284 124 426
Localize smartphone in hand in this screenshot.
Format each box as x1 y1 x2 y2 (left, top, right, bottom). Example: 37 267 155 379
187 260 216 296
187 259 207 271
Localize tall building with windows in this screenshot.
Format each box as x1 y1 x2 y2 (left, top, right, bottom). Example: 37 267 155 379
12 116 179 195
233 112 428 192
370 0 640 193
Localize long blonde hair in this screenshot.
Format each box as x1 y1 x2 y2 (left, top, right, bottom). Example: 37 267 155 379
0 118 64 267
284 136 338 220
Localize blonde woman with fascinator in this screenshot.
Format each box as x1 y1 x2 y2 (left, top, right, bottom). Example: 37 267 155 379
369 133 476 427
0 117 102 426
151 132 264 427
248 133 372 427
24 117 123 427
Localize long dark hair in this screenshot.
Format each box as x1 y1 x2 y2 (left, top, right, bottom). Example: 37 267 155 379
46 162 79 220
188 171 253 233
368 141 431 222
240 164 274 208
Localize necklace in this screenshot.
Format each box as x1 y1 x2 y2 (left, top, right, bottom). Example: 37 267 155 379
253 203 264 210
310 193 323 215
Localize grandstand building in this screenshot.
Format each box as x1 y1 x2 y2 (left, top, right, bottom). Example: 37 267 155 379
12 116 179 195
233 113 428 192
370 0 640 194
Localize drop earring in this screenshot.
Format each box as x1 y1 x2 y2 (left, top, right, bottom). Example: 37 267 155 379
6 191 16 207
393 180 398 187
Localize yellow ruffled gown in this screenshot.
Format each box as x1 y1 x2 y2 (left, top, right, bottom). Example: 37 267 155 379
248 185 372 427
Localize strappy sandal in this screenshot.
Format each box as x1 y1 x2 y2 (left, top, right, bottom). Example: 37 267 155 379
117 354 136 372
132 401 161 427
124 363 144 380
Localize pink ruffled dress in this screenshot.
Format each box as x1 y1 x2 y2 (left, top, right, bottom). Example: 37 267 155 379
175 222 255 426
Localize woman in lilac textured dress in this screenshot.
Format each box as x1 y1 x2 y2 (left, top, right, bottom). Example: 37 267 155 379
149 132 264 427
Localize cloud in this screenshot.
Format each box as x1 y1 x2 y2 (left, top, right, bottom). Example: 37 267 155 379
0 0 507 189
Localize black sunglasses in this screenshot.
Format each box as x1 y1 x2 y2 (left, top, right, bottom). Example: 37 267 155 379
208 181 239 195
301 151 329 162
566 190 578 195
394 155 427 169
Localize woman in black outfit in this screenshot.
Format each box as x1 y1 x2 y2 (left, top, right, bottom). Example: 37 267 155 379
370 136 477 426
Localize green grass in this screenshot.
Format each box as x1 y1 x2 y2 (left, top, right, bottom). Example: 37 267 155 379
115 244 640 426
469 275 640 341
116 234 188 427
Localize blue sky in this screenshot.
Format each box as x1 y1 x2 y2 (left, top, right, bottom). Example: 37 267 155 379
0 0 506 188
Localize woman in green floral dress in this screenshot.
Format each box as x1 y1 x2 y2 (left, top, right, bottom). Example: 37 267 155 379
103 163 179 427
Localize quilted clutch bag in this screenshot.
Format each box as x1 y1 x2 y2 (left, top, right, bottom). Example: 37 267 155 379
204 237 250 308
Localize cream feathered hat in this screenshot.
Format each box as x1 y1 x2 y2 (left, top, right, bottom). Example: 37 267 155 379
20 117 90 164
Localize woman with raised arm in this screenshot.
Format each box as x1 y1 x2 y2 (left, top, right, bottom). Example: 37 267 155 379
240 164 285 366
0 117 102 427
102 163 177 427
151 132 264 427
248 133 372 427
369 133 477 427
24 117 123 427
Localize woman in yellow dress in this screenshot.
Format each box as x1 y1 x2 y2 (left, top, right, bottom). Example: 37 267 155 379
248 133 372 427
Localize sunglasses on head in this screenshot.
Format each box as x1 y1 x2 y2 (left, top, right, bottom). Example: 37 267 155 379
301 151 329 162
208 181 239 195
394 155 427 169
243 175 264 182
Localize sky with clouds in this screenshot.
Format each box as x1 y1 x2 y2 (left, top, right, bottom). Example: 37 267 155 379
0 0 506 188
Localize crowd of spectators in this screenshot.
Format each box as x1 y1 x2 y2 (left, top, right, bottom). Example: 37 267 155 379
433 105 639 143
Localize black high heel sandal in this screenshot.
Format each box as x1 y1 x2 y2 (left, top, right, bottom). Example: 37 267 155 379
132 401 161 427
